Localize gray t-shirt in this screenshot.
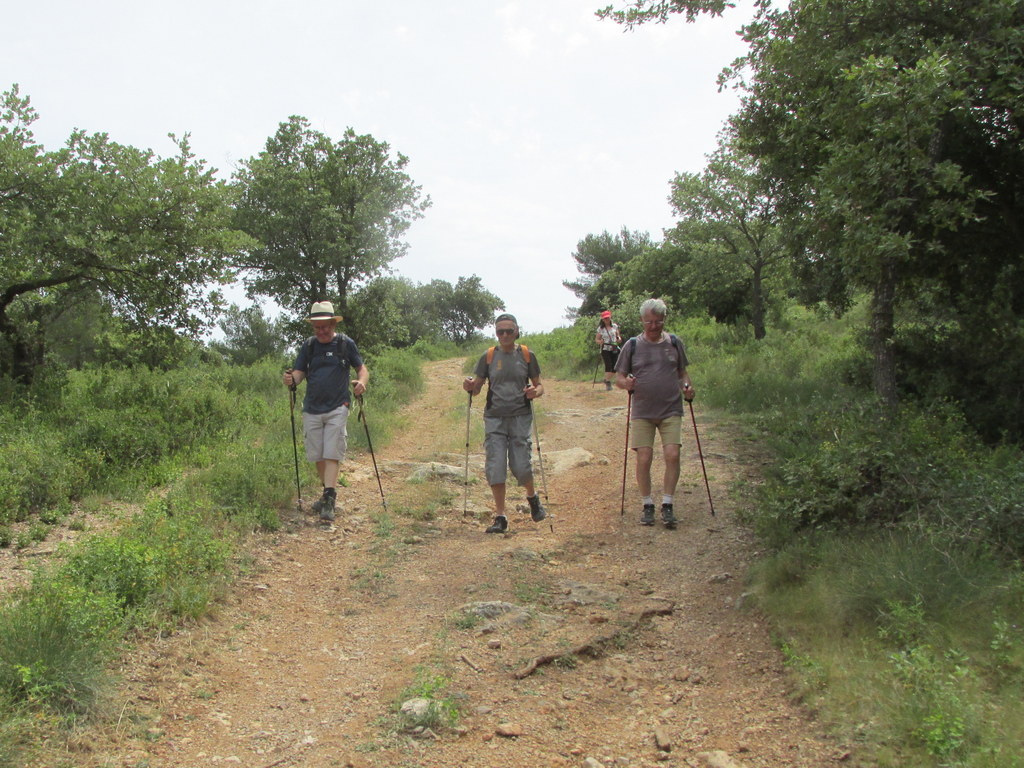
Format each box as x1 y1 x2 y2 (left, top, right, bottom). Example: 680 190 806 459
474 345 541 418
615 333 688 421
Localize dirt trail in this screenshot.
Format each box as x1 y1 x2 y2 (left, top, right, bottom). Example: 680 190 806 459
69 358 846 768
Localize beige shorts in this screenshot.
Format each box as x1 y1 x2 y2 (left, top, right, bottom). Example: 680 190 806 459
631 415 682 450
302 405 350 462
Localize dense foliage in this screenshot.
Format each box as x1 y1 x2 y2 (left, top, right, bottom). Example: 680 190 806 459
342 274 504 354
232 116 431 326
0 86 247 385
593 0 1024 440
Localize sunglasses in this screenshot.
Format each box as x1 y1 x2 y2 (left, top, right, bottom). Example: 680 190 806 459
495 328 517 336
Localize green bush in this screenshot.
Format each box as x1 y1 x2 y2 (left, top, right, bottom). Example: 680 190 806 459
61 501 231 619
0 358 293 523
62 535 160 610
0 428 90 523
407 337 463 361
748 529 1024 767
0 579 120 713
59 366 242 468
518 321 596 380
167 437 293 532
747 399 1024 556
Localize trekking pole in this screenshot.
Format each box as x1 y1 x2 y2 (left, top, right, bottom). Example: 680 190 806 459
687 398 716 517
356 395 387 512
531 402 553 533
287 369 302 511
463 391 473 516
591 360 599 389
620 390 632 516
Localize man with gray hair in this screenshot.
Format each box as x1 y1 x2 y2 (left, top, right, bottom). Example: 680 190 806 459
615 298 695 529
462 313 547 533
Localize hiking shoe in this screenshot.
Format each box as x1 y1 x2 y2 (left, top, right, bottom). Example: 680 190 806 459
311 495 325 515
661 503 677 529
605 380 612 391
485 515 509 534
640 504 656 526
319 495 336 522
528 496 547 522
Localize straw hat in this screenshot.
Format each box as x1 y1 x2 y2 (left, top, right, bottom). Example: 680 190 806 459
306 301 343 322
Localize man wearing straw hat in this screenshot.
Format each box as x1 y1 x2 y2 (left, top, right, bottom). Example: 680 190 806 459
283 301 369 522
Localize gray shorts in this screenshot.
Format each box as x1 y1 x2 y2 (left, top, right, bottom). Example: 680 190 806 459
483 413 533 486
302 406 349 462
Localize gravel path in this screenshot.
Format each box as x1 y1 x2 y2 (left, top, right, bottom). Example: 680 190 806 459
49 358 849 768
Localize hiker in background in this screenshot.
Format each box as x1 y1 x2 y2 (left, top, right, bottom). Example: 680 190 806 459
283 301 369 523
615 298 695 530
462 313 547 533
595 309 622 391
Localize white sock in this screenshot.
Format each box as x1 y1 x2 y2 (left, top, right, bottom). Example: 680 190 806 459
642 496 653 506
663 495 673 505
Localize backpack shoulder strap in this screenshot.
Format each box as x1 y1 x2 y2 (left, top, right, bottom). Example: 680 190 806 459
486 344 530 364
623 336 638 375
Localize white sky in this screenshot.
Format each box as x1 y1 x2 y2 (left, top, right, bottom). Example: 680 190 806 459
6 0 752 334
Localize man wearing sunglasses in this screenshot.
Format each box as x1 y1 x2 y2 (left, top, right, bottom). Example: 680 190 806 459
462 313 546 533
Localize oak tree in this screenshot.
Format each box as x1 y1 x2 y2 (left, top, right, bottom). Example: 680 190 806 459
233 117 431 321
0 86 244 382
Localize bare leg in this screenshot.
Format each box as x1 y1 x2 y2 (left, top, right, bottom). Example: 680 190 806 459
662 444 681 498
316 459 341 490
491 482 506 516
635 446 654 498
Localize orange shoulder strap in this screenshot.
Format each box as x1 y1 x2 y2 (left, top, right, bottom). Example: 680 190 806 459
486 345 530 365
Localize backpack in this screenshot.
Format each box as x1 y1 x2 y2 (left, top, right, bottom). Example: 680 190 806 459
622 334 684 374
300 333 354 374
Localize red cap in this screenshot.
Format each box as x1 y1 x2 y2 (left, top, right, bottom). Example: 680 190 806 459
600 310 612 318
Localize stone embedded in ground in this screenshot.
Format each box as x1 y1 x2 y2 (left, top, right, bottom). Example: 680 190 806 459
495 722 523 737
555 580 622 606
544 446 596 474
696 750 743 768
653 724 672 752
460 600 518 619
407 462 464 482
399 698 432 719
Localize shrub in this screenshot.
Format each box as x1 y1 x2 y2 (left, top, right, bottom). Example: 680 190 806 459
60 501 232 620
747 398 1024 556
61 535 160 611
0 579 120 713
0 427 88 523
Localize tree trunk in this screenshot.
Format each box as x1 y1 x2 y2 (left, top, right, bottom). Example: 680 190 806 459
751 262 766 340
871 259 898 409
0 313 37 385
